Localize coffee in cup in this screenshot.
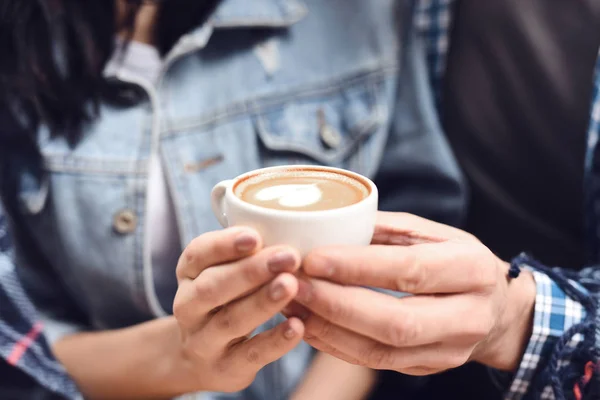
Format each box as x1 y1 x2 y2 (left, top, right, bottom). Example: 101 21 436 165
233 169 370 212
211 165 378 256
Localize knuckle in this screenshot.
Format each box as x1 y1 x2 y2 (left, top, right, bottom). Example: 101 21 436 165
302 316 319 341
213 358 231 376
172 287 196 326
386 317 417 347
324 296 348 321
195 230 232 262
241 258 264 285
175 261 187 281
172 297 186 322
245 347 261 365
255 294 273 316
177 245 199 279
194 278 219 306
361 344 392 369
206 236 229 260
397 252 425 293
304 251 337 277
214 306 236 332
375 350 396 369
181 333 214 363
316 319 335 340
354 353 370 368
185 236 204 262
359 359 371 368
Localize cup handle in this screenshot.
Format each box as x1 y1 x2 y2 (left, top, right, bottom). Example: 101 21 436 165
211 180 233 228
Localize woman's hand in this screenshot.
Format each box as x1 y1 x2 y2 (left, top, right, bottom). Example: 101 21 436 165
172 227 304 393
51 227 303 399
287 212 536 375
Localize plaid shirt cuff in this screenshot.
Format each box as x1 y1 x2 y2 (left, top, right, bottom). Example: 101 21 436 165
505 270 586 400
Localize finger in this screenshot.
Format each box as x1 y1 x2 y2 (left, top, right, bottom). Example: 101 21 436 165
304 240 496 294
303 313 471 372
304 336 362 366
176 227 263 282
199 273 299 348
295 279 495 348
372 212 476 245
226 317 304 372
307 337 442 376
173 247 301 326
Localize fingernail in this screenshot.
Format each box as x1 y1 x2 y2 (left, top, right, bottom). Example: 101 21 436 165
269 281 286 301
235 232 257 252
296 280 313 303
284 325 297 339
268 251 296 273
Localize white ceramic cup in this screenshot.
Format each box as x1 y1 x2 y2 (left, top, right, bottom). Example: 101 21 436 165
211 165 378 256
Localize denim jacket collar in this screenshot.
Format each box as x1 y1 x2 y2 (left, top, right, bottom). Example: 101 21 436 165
104 0 308 80
210 0 308 28
181 0 309 60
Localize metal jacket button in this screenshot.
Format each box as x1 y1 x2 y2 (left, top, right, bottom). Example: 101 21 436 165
317 108 342 149
113 209 138 234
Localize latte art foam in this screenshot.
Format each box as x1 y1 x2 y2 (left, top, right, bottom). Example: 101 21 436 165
254 184 323 208
234 170 369 211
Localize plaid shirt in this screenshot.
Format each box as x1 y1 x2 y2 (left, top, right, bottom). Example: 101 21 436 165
0 210 80 399
0 1 597 399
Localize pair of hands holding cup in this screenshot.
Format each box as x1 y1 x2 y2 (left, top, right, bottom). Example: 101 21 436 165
171 167 536 393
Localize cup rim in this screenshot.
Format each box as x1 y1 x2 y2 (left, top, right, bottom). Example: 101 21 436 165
226 165 378 218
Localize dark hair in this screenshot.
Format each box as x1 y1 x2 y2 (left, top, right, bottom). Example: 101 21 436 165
0 0 221 146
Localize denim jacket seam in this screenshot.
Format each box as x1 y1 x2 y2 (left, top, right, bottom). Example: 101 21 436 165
161 64 399 137
41 158 149 175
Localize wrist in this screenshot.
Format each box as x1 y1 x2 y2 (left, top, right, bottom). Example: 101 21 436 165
474 264 536 372
151 317 198 396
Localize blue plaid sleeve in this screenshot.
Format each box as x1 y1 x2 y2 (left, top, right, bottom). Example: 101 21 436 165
0 209 81 399
415 0 455 104
505 271 586 400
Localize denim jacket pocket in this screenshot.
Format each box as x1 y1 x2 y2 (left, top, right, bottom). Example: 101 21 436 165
254 78 388 174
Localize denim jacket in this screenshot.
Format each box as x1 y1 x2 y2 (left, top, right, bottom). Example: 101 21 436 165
0 1 466 399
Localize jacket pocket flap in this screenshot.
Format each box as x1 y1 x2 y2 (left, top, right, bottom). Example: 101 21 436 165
254 81 384 165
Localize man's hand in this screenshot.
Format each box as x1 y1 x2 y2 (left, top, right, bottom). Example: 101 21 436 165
287 212 536 375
